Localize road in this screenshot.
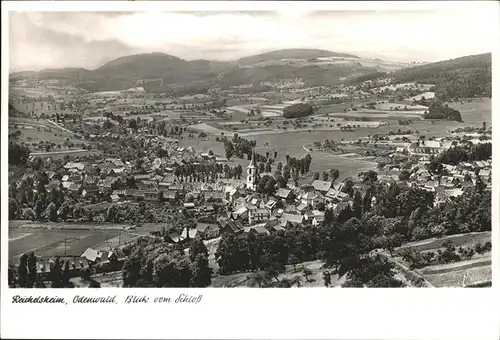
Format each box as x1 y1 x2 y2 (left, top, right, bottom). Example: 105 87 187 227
30 149 87 156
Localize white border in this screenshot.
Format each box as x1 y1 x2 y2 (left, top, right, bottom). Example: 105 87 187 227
2 2 500 339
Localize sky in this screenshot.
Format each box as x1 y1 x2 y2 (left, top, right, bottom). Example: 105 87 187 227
8 8 498 72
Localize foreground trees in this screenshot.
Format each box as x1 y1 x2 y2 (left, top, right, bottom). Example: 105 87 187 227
122 237 212 288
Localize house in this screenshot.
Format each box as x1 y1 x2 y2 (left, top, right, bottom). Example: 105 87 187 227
64 162 85 171
478 169 491 182
44 180 61 192
233 206 249 221
248 208 271 225
144 190 162 202
83 176 99 187
219 219 244 235
162 190 178 202
300 192 319 208
110 194 120 202
265 199 278 210
295 203 307 214
183 202 196 209
276 188 292 200
204 191 224 202
100 177 122 191
166 231 183 244
280 213 304 227
312 180 332 193
81 248 103 263
181 227 199 241
196 223 220 240
245 224 270 235
310 210 325 226
136 180 157 191
68 183 83 195
134 174 152 181
125 189 146 200
265 218 285 233
81 186 99 198
69 174 83 183
416 168 432 181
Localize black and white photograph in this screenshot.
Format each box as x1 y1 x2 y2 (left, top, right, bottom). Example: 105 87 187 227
5 4 495 291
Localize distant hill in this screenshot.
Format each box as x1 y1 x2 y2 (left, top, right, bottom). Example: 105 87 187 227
10 68 93 82
237 49 359 66
392 53 492 100
95 53 186 78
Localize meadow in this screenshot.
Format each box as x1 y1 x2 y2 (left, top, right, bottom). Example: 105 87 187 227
8 222 137 262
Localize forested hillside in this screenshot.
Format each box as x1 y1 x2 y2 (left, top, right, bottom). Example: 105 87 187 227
393 53 491 100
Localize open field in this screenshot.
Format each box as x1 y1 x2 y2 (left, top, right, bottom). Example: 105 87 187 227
393 232 492 287
405 91 435 101
447 98 491 126
8 222 138 262
396 231 491 254
422 264 491 287
9 118 76 144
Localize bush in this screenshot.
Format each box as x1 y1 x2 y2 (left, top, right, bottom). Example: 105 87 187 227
424 103 462 122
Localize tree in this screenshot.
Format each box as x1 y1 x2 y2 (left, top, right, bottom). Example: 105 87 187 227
43 202 58 222
50 257 63 288
322 171 329 181
330 168 340 182
322 271 332 287
352 191 363 218
189 239 208 263
257 175 276 195
302 267 313 282
313 172 320 180
288 253 300 272
399 170 410 181
18 254 28 288
363 170 378 183
105 205 119 223
27 252 37 288
153 252 193 287
247 271 271 288
190 254 212 287
290 275 303 287
9 142 30 166
9 198 21 219
265 163 272 173
224 141 234 160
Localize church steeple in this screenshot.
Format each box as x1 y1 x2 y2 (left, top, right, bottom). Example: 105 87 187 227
248 150 257 168
246 150 258 190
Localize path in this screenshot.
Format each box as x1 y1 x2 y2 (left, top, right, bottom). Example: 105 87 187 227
30 149 87 156
44 119 79 136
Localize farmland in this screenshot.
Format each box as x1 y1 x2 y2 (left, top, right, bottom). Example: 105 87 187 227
393 231 492 287
8 221 137 262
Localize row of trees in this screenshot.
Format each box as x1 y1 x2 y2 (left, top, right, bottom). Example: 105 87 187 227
10 252 98 288
173 162 244 182
401 239 491 270
313 168 340 182
437 142 492 165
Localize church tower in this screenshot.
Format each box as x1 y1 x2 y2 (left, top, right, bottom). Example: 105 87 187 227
246 150 258 190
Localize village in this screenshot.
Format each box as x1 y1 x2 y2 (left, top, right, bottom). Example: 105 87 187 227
8 114 492 287
7 39 493 289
